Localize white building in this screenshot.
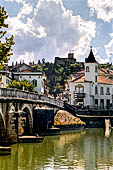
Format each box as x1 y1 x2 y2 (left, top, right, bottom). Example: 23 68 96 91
0 71 12 88
11 63 46 93
69 49 113 108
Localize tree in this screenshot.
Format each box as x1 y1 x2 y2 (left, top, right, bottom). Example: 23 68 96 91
32 64 42 72
43 62 83 98
7 80 35 92
0 6 14 69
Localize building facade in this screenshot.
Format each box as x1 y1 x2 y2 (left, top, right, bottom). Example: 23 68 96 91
69 49 113 108
0 71 12 88
11 63 46 93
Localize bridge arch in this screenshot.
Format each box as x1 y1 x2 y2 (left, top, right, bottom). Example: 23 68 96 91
21 104 33 135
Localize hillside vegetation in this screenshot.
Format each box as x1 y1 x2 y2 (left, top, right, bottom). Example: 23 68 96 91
34 62 82 97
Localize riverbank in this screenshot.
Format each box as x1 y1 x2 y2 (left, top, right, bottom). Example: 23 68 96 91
54 124 84 131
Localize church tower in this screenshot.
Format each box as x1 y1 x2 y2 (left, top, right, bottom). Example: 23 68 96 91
85 48 98 83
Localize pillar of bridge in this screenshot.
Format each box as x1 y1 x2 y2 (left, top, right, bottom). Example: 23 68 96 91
6 103 20 142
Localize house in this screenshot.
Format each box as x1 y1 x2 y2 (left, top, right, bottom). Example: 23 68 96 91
69 49 113 108
11 63 46 93
0 70 12 88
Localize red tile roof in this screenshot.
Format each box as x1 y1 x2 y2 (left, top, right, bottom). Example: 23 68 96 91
71 75 113 85
98 76 113 85
71 75 91 83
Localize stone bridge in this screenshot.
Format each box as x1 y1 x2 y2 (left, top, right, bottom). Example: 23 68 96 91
0 88 64 142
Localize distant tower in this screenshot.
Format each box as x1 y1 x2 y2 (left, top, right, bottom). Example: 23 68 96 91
68 53 74 58
85 48 98 83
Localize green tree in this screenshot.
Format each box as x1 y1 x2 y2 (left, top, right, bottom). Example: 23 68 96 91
0 6 14 69
43 62 83 98
7 80 35 92
32 64 42 72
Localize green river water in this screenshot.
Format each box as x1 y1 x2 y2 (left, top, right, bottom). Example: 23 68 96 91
0 128 113 170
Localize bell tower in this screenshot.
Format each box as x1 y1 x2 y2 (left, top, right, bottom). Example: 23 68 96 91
85 48 98 83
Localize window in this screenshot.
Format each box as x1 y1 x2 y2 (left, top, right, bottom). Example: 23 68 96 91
106 99 110 108
106 87 110 94
100 99 104 109
100 87 104 95
86 66 89 72
95 65 98 72
95 99 98 109
95 86 98 94
95 76 97 82
32 79 37 87
75 85 84 93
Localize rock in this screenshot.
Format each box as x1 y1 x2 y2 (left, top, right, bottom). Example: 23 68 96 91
54 110 85 126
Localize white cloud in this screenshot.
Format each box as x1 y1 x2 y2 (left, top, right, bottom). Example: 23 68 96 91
7 0 96 63
4 0 25 4
7 17 30 36
87 0 113 22
91 47 109 64
17 3 33 19
105 36 113 63
17 51 35 64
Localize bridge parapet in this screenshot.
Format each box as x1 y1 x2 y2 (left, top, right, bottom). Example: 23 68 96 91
0 88 64 108
0 88 39 101
40 95 64 108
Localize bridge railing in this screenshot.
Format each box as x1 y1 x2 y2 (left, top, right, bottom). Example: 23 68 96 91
78 105 113 110
0 88 40 100
40 95 64 108
0 88 64 108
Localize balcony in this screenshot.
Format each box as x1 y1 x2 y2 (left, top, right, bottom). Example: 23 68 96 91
74 92 86 98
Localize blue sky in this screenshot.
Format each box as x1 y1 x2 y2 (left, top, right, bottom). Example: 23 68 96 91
1 0 113 64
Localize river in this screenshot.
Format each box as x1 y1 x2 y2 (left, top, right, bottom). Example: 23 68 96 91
0 128 113 170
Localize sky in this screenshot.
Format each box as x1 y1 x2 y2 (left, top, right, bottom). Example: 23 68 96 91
1 0 113 65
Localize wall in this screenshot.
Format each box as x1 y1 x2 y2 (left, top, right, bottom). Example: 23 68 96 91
13 72 45 93
85 63 98 82
69 80 113 107
94 84 113 107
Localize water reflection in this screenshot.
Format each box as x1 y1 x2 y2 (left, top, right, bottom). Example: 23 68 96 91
0 129 113 170
105 128 111 138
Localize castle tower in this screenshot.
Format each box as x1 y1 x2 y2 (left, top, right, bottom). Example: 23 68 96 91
85 48 98 83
